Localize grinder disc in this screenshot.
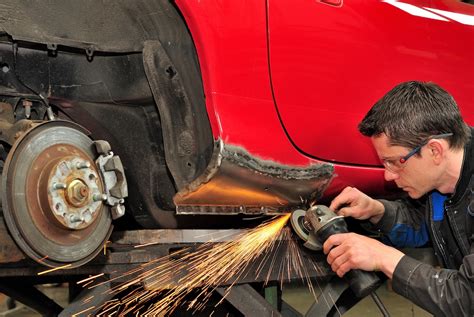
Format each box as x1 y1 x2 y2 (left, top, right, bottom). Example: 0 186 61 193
290 209 310 242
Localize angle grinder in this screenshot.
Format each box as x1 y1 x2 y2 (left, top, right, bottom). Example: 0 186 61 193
291 205 382 298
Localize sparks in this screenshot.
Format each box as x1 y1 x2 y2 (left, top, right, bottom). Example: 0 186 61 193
72 305 96 317
75 214 321 315
37 263 72 275
77 273 105 285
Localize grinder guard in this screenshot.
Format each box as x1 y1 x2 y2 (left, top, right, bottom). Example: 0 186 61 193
290 205 382 298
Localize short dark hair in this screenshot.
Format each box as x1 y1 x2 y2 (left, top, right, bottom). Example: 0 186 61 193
358 81 470 150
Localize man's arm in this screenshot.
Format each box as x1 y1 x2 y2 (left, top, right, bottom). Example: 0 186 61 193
330 187 429 248
323 235 474 316
392 253 474 316
373 199 429 248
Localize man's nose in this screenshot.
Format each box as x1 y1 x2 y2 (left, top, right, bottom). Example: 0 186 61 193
384 169 400 181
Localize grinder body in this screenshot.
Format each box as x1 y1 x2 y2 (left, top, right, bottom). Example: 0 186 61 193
292 205 382 298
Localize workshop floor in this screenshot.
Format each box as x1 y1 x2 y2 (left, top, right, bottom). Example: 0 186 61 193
0 280 431 316
282 280 431 316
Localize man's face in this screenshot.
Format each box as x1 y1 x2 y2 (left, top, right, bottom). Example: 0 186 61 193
371 133 437 199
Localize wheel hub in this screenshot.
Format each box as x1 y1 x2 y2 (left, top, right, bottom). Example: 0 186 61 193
47 156 104 230
1 121 123 267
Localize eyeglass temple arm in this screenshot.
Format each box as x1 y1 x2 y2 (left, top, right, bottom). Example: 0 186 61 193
399 133 453 163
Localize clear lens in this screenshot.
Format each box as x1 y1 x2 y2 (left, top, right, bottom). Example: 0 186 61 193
382 158 404 173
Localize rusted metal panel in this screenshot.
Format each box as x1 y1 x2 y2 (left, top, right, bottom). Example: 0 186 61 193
174 141 334 215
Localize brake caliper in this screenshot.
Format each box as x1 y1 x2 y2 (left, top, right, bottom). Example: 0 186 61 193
94 140 128 219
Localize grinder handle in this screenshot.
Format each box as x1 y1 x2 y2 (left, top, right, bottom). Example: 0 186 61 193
316 217 382 298
345 269 382 298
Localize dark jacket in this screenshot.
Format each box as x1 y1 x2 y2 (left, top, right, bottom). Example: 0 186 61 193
374 132 474 316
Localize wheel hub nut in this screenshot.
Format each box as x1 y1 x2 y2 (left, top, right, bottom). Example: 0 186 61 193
66 179 90 207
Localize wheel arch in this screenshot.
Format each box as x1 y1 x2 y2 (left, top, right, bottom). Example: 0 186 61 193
0 0 215 228
0 0 214 191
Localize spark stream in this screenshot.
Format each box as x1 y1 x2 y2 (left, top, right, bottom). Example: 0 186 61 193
76 214 322 316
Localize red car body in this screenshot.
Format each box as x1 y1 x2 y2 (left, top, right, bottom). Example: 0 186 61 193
176 0 474 199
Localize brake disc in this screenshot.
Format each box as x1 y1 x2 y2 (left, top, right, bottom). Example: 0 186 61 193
2 120 122 268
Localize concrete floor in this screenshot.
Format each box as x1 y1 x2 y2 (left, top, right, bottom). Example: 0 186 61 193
0 280 431 316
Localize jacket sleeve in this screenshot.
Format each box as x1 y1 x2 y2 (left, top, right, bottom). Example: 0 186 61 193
372 198 429 248
392 252 474 316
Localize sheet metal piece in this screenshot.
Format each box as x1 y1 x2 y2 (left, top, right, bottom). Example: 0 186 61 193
174 141 334 215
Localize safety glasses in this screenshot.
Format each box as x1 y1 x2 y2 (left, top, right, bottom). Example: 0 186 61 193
382 133 453 173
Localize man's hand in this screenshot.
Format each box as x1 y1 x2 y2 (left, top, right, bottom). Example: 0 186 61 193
323 233 404 279
329 187 385 224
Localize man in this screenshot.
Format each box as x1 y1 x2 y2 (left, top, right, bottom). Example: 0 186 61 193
324 81 473 316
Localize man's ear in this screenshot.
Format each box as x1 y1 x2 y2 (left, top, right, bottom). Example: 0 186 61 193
427 140 444 164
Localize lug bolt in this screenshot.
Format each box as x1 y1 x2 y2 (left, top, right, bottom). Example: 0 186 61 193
69 215 83 223
53 182 67 190
93 193 108 202
76 161 91 169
